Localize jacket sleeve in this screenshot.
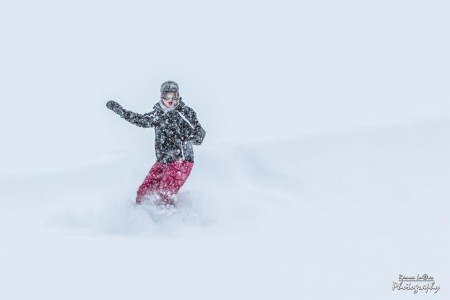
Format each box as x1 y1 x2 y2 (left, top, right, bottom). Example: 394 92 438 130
121 110 161 128
107 100 161 128
180 108 206 145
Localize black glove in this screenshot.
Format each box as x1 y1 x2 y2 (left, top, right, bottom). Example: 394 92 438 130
106 100 125 117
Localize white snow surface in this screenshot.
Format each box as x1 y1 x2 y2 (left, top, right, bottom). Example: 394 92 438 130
1 0 450 299
1 118 449 300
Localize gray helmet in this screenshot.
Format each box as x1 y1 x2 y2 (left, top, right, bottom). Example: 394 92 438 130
160 81 179 93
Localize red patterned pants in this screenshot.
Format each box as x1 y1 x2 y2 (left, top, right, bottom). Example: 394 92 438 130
136 160 194 205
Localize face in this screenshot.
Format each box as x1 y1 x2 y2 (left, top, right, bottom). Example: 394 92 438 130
161 92 178 108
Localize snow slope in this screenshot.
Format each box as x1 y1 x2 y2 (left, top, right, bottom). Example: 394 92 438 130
2 0 449 298
1 117 449 300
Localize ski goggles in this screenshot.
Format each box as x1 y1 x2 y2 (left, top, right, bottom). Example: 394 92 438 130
161 92 179 101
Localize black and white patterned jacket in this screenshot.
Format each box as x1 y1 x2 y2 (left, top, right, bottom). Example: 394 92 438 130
107 99 205 163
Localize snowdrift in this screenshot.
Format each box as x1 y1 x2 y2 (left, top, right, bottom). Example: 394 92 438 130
0 118 449 300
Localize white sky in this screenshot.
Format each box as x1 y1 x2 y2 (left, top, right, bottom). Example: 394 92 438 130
1 0 449 171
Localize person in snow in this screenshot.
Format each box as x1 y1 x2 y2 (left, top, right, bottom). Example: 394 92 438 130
106 81 206 206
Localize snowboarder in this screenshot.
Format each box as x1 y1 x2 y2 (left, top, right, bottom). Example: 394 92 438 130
106 81 206 206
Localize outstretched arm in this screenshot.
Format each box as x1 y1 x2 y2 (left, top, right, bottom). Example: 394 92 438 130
106 100 161 128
